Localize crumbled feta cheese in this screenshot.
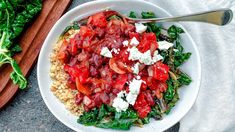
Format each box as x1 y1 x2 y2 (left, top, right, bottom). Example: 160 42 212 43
130 37 139 46
113 79 143 110
139 50 152 65
128 47 142 61
111 48 120 54
135 23 147 33
117 91 127 98
152 50 163 62
100 47 113 58
122 40 129 47
112 97 129 112
126 93 138 105
132 62 140 74
126 78 142 105
128 47 162 65
136 75 141 80
129 78 142 95
158 41 174 50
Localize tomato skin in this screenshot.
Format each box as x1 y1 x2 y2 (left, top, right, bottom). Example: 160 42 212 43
117 48 130 63
113 74 128 91
64 65 80 82
79 26 95 38
78 66 89 84
64 64 89 84
138 33 158 53
88 12 107 27
153 61 170 82
70 38 78 55
134 92 151 118
138 106 151 118
129 32 140 41
76 78 92 95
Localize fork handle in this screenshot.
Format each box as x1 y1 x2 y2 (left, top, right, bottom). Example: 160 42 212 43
134 9 233 26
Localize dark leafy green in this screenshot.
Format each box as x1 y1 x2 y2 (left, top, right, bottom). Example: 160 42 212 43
77 108 99 126
165 91 179 114
178 72 192 86
174 51 191 68
149 106 162 120
141 11 156 18
160 25 192 68
96 119 136 130
129 11 137 18
140 11 161 38
167 25 184 41
0 0 42 89
78 104 138 130
164 79 175 101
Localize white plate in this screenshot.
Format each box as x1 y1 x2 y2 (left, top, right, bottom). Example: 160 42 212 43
37 0 201 131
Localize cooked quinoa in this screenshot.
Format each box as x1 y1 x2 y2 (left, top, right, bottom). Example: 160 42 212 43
49 29 84 116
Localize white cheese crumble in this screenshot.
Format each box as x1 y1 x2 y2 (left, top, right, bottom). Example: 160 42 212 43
117 91 127 98
111 48 120 54
126 78 142 105
152 50 163 62
139 50 152 65
128 47 163 65
112 78 143 111
135 23 147 33
128 47 142 61
129 78 142 94
100 47 112 58
158 41 174 50
130 37 139 46
132 62 140 74
112 97 129 112
122 40 129 47
126 94 138 105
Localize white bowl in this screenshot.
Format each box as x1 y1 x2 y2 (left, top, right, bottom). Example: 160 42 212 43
37 0 201 131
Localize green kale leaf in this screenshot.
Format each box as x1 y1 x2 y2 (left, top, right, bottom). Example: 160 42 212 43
129 11 137 18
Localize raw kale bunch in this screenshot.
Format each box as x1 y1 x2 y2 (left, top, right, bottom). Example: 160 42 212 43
0 0 42 89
